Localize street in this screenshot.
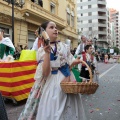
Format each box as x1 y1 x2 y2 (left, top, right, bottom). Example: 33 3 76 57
82 63 120 120
5 62 120 120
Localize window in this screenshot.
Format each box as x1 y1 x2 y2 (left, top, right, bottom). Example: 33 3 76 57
31 0 35 2
88 12 92 16
81 28 83 31
88 5 91 8
67 13 70 25
66 7 71 25
71 11 74 27
80 0 82 2
88 20 92 23
81 13 83 16
89 27 92 31
38 0 43 7
81 6 82 9
71 16 74 27
88 0 91 1
50 2 55 14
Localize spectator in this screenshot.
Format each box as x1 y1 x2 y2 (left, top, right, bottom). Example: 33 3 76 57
14 47 20 60
75 35 86 56
79 45 96 81
104 54 108 64
0 29 15 61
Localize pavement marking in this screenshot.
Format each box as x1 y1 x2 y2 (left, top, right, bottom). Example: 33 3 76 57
99 64 117 78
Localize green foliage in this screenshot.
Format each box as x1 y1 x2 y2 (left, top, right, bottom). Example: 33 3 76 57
113 47 120 54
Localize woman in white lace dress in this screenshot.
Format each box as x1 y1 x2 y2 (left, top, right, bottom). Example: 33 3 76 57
18 21 86 120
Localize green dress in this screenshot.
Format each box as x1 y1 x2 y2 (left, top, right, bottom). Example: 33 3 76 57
0 42 14 59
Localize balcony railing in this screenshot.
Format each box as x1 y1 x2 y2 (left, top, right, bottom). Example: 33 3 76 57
98 16 107 20
98 23 107 27
97 39 108 42
98 31 107 34
98 0 106 5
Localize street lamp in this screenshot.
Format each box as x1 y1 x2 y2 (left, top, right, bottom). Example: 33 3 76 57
94 37 97 52
3 0 25 45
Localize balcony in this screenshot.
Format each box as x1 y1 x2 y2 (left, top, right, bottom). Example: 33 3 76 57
98 16 107 20
98 39 107 41
98 8 107 13
98 31 107 35
21 0 66 29
98 23 106 27
116 43 119 46
98 0 106 5
97 38 109 44
98 12 106 16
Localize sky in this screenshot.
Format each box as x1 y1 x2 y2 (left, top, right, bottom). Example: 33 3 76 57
106 0 120 12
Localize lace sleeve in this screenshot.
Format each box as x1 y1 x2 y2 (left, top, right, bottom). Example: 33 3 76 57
66 45 75 65
36 47 45 62
34 47 45 81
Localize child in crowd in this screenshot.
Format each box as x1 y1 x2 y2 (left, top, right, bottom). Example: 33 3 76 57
79 45 96 81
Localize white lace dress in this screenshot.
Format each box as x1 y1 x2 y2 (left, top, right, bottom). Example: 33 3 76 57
35 42 86 120
18 42 86 120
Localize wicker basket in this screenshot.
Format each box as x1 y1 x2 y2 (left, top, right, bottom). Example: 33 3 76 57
60 60 99 94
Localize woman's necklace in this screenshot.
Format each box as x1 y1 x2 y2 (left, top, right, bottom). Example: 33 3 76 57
50 41 60 56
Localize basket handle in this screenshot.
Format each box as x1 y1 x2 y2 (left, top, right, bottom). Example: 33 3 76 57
80 60 93 82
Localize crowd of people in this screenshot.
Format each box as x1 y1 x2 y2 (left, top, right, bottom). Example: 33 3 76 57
70 35 114 65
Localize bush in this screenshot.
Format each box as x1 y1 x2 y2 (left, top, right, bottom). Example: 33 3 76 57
113 47 119 55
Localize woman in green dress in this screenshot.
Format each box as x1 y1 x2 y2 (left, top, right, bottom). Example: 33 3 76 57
0 29 15 62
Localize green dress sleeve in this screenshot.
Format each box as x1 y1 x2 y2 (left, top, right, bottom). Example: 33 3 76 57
6 46 15 56
0 44 6 59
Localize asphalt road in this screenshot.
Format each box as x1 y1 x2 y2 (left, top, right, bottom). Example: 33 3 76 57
5 62 120 120
82 63 120 120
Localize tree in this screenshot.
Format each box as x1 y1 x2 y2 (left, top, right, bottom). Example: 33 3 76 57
113 47 119 55
83 24 98 40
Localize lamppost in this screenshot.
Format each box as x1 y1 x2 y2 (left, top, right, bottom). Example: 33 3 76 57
3 0 25 45
94 37 97 52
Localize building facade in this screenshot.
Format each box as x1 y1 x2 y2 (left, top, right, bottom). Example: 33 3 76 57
109 8 120 48
0 0 78 49
77 0 109 50
106 9 112 47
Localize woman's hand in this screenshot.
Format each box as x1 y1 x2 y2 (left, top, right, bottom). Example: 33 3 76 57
42 45 51 78
70 58 82 70
73 58 82 66
4 55 14 62
44 45 51 54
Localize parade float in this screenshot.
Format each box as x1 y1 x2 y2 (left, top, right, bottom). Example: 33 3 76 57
0 50 37 103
